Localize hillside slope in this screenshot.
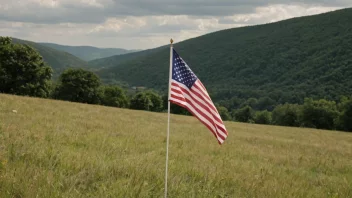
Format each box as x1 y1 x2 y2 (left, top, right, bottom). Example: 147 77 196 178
88 46 167 69
11 38 88 74
96 8 352 104
40 43 140 61
0 93 351 197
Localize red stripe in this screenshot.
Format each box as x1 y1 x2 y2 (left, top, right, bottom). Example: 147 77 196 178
198 81 207 91
173 84 215 120
170 100 219 142
172 83 226 129
171 87 183 95
180 88 227 135
171 84 226 141
170 94 186 102
193 82 211 101
190 86 218 113
171 82 228 139
169 100 222 145
193 81 220 114
190 89 225 126
191 84 219 114
170 81 227 143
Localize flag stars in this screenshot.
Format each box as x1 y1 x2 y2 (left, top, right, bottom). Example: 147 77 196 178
172 52 198 89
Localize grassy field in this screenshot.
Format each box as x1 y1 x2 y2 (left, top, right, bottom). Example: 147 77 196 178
0 94 351 198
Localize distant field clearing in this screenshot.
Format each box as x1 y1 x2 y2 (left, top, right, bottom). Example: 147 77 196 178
0 94 351 198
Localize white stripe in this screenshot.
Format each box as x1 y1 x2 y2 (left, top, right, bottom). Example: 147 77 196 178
195 80 211 98
170 91 184 98
171 82 228 139
190 86 225 127
170 97 220 139
195 80 219 113
172 80 227 132
193 81 220 114
171 81 227 138
169 98 187 106
173 80 220 119
169 98 226 143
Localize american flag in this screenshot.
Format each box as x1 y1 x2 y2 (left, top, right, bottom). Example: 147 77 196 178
169 49 228 144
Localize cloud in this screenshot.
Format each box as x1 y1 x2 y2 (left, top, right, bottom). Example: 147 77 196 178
221 4 342 25
0 0 351 49
0 0 351 24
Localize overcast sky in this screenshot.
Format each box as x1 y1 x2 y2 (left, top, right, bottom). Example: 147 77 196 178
0 0 351 49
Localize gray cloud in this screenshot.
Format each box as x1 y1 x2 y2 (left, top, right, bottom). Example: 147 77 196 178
0 0 351 49
0 0 351 24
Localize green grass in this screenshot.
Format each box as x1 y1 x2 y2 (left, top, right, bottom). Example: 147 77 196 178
0 94 351 197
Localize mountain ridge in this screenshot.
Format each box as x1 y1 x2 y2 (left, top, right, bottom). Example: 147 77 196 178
40 42 141 61
94 8 352 105
11 38 89 75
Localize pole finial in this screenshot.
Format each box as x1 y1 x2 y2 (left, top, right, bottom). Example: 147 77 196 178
170 38 173 46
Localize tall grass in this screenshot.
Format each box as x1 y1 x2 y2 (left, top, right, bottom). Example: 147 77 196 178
0 94 351 197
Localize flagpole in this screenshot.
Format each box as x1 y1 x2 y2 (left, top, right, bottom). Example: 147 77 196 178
164 38 173 198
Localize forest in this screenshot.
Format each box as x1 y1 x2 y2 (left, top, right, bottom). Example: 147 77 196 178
1 36 351 133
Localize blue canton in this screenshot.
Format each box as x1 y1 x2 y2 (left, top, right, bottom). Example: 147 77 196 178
172 49 198 89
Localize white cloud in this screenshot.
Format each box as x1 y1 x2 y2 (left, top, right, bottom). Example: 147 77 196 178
0 1 350 49
88 17 147 35
225 4 342 24
32 0 59 8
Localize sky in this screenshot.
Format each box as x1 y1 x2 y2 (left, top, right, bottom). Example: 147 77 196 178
0 0 351 50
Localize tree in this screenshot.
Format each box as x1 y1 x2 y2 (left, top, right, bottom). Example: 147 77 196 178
145 91 163 112
53 68 102 104
0 36 52 97
256 97 276 111
130 91 163 112
130 92 151 111
272 103 301 127
101 85 129 108
216 105 232 121
241 98 258 109
254 110 272 124
301 98 339 130
336 98 352 132
233 105 254 123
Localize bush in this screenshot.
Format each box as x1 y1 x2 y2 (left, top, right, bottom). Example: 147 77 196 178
101 85 129 108
272 103 301 127
53 68 102 104
233 105 254 123
336 98 352 132
301 98 339 130
216 106 232 121
130 91 163 112
0 37 52 97
254 110 272 124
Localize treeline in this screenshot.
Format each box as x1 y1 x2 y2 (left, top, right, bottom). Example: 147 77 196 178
1 36 351 133
96 8 352 108
216 98 352 132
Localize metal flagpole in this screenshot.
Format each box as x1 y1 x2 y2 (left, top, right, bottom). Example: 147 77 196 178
164 38 173 198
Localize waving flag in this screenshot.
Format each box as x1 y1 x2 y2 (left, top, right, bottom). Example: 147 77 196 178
168 49 228 144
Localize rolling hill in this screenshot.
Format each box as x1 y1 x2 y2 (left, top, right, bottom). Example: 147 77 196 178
88 46 167 69
40 43 140 61
96 8 352 104
1 93 352 197
12 38 88 75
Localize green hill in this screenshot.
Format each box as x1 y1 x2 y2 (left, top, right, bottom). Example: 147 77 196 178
40 43 140 61
88 46 167 69
11 38 88 74
1 93 351 197
96 8 352 105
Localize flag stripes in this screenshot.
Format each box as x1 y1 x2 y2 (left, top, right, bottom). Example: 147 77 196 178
170 79 228 144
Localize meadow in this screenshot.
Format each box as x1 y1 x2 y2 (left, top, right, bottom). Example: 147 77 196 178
0 93 351 198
